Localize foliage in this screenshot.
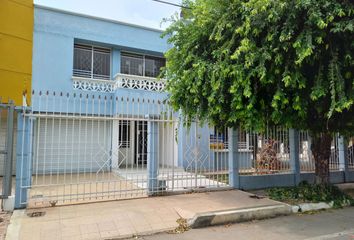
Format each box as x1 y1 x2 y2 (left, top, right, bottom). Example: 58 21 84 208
163 0 354 135
266 181 354 207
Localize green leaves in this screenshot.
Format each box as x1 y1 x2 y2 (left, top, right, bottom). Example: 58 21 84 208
266 181 354 207
164 0 354 134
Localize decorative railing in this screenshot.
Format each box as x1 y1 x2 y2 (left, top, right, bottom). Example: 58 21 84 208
72 76 116 93
114 73 166 92
72 74 166 93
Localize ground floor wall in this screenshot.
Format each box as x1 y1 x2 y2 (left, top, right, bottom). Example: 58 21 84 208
32 118 112 175
239 171 353 190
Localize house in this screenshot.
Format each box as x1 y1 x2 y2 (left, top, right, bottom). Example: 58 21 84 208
14 5 231 208
12 4 353 210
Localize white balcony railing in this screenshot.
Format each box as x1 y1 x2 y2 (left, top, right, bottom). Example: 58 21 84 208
114 73 166 92
72 76 117 93
72 74 166 93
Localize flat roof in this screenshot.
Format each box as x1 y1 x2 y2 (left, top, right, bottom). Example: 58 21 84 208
34 4 165 33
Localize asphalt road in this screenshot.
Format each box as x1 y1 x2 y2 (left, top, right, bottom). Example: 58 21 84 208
138 207 354 240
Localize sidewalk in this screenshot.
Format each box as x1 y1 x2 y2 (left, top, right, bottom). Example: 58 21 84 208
6 190 288 240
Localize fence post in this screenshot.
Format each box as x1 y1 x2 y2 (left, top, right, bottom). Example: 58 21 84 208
338 135 349 182
289 129 300 185
228 128 240 188
1 102 15 210
147 119 159 195
15 111 32 209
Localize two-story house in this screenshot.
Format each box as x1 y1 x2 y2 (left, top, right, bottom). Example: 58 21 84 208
15 5 230 208
14 4 341 210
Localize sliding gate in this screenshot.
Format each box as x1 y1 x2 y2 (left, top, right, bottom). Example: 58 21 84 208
17 91 230 208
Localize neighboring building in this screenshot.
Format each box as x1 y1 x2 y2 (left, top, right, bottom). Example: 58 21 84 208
0 0 33 106
0 0 33 179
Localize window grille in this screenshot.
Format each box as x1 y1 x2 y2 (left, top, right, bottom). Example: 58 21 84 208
209 128 254 151
210 127 228 150
73 44 111 80
145 56 165 78
120 53 144 76
121 53 165 78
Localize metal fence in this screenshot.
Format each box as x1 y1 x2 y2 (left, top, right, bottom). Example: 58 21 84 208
237 126 291 175
14 90 354 208
298 131 340 172
0 100 16 208
18 91 230 207
348 137 354 169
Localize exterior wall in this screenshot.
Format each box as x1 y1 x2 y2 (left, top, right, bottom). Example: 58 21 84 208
0 0 33 105
32 6 169 100
239 172 347 190
29 6 176 176
32 119 112 174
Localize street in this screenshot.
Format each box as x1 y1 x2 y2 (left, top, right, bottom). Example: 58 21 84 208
139 207 354 240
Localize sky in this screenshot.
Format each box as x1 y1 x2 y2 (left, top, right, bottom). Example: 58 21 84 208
34 0 182 30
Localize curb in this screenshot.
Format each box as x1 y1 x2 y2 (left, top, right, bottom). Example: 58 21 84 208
291 202 332 213
188 204 292 228
291 201 352 213
5 210 25 240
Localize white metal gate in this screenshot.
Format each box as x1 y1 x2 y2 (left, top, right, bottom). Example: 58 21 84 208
17 91 230 208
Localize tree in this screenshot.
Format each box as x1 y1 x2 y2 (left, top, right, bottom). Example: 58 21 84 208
163 0 354 184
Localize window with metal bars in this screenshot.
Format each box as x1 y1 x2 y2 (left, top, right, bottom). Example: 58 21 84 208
210 127 229 150
120 52 165 78
209 128 255 150
73 44 111 80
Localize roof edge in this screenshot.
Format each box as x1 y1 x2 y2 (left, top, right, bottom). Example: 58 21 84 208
34 4 165 33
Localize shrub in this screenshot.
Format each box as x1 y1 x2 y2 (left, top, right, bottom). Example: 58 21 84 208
266 181 354 207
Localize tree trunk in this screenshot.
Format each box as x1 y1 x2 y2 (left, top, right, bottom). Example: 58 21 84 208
311 132 332 184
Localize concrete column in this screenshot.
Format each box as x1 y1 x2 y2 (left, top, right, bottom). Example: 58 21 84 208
147 120 159 195
338 135 349 182
15 112 32 209
112 49 121 77
228 128 240 188
289 129 300 185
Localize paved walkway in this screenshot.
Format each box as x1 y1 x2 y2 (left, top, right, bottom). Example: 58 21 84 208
6 190 285 240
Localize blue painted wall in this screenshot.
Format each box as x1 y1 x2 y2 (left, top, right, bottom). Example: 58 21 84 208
32 5 171 112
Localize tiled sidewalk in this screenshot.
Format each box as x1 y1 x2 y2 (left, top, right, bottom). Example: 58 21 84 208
6 190 284 240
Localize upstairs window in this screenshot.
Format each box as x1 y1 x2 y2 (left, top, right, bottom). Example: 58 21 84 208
73 44 111 80
121 53 165 78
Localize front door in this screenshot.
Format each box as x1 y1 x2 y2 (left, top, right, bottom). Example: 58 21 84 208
135 121 147 166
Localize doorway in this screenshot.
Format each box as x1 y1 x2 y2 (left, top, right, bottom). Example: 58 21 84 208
135 121 147 166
